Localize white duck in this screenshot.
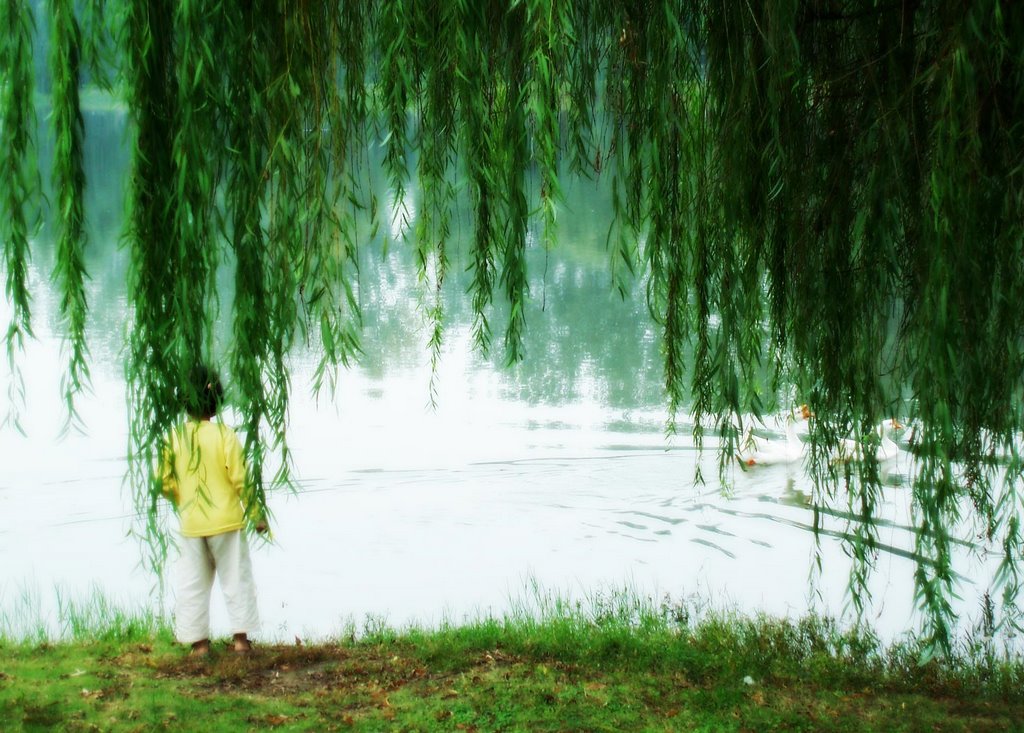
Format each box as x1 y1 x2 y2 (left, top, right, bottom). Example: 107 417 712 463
831 418 904 464
736 405 812 468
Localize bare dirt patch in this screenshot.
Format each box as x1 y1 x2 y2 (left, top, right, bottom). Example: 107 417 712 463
154 643 448 697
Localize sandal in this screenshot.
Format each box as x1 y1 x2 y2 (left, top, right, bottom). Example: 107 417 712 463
233 633 253 654
190 639 211 657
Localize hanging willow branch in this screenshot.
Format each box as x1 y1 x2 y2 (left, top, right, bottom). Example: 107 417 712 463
48 0 90 429
3 0 1024 652
0 0 37 432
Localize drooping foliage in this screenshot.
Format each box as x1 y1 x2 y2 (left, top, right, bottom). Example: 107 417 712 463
47 0 89 429
2 0 1023 651
1 0 37 431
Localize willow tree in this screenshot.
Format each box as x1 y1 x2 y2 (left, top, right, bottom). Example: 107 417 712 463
2 0 1022 651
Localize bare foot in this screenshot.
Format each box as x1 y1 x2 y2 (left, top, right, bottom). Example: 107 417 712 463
190 639 211 657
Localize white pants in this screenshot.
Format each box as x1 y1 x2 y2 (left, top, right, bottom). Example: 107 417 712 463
175 530 260 644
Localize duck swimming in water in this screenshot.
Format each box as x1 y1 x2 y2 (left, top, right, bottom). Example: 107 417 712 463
736 405 812 468
831 418 904 464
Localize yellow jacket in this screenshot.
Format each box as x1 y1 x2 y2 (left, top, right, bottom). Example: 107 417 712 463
161 420 248 537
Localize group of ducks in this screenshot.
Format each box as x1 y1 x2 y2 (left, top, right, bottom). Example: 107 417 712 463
736 404 904 468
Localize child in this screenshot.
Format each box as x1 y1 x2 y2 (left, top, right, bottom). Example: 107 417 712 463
161 365 268 656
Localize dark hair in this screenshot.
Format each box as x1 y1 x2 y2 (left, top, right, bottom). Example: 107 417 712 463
182 364 224 419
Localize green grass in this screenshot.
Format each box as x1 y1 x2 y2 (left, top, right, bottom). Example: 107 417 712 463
1 588 1022 731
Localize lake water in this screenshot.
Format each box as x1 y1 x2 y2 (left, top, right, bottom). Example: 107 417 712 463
0 106 1012 650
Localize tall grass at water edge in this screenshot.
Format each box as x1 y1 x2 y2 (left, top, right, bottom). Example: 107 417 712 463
354 583 1024 702
0 582 172 646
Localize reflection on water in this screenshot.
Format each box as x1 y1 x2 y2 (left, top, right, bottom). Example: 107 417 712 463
0 107 1014 650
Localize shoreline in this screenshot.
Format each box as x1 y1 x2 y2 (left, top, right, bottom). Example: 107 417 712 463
4 601 1019 733
2 592 1022 731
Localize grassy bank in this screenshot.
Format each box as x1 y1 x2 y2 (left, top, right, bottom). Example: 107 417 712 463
1 591 1022 732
